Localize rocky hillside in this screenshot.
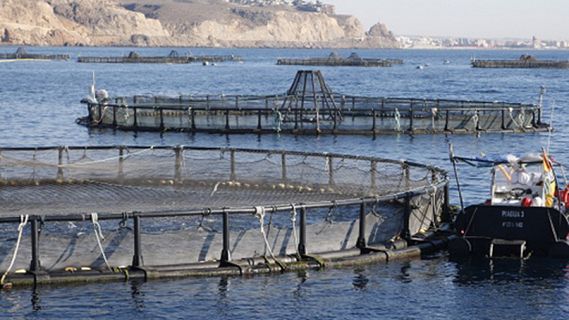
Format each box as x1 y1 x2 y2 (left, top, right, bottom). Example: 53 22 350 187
0 0 399 48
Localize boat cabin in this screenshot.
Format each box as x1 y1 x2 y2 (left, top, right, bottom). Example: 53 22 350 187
489 155 556 208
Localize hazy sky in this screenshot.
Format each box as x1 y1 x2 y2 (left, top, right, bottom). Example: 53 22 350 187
325 0 568 39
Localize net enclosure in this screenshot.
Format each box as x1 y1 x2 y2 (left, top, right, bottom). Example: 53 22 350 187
0 146 449 284
79 70 549 135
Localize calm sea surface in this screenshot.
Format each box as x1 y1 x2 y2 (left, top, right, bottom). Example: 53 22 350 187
0 46 568 319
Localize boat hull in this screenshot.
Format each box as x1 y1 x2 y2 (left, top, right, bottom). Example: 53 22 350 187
450 205 569 258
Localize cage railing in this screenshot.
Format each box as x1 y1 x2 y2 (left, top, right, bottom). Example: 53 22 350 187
0 146 449 278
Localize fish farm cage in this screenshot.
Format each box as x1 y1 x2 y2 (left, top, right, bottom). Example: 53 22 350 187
78 50 242 64
79 71 549 136
0 145 450 286
276 52 403 67
472 55 569 69
0 47 69 61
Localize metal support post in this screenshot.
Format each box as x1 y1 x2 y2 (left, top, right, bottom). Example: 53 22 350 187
230 150 236 181
29 218 41 273
132 215 144 268
299 207 307 256
357 202 367 252
221 211 230 263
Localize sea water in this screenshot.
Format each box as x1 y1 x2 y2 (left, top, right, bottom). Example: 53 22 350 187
0 46 567 319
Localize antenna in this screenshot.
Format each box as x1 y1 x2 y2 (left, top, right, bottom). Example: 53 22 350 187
546 98 555 153
448 143 465 214
538 85 546 108
90 71 96 101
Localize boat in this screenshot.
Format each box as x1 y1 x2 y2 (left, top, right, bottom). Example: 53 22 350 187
448 146 569 258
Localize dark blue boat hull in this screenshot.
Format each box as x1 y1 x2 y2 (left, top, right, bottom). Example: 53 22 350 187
450 205 569 258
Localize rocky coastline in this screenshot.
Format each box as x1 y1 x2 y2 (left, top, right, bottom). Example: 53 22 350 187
0 0 399 48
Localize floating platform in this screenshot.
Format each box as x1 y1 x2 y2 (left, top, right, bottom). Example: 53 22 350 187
277 52 402 67
0 47 69 61
78 50 242 64
0 145 451 287
78 70 549 135
472 55 569 69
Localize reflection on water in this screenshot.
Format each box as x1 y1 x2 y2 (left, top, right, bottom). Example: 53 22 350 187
452 257 569 285
352 268 369 290
0 255 566 319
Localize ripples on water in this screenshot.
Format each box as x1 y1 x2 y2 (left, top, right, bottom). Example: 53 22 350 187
0 47 568 319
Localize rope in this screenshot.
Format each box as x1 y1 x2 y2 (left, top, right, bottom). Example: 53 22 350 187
197 209 216 232
58 146 155 168
394 108 401 131
370 199 383 218
471 112 479 129
265 207 276 254
431 107 438 130
274 109 283 133
91 105 109 125
316 202 337 235
290 204 299 257
508 107 527 132
324 201 337 223
254 206 285 270
91 213 112 272
0 215 29 285
120 104 129 122
518 108 526 127
210 181 222 197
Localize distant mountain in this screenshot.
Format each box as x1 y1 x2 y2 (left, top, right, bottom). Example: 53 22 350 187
0 0 399 48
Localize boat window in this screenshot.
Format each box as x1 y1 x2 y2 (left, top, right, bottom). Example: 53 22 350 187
492 163 544 206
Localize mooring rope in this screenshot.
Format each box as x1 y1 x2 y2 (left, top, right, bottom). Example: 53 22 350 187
394 108 401 131
316 201 337 235
431 107 438 130
274 109 283 133
290 204 299 257
120 104 130 122
91 213 112 272
254 206 285 270
210 181 222 197
0 215 29 285
508 107 527 132
91 105 109 125
471 112 479 130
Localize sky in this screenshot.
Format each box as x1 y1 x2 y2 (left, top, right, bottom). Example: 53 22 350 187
325 0 568 40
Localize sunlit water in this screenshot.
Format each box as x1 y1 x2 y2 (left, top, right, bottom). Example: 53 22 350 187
0 46 568 319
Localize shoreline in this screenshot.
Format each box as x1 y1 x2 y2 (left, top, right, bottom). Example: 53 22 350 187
1 43 568 51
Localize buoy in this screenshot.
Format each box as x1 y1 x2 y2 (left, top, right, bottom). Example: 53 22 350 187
521 197 532 207
559 188 569 207
65 267 78 272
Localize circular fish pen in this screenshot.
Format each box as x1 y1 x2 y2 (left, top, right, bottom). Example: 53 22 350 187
78 70 549 136
0 146 450 286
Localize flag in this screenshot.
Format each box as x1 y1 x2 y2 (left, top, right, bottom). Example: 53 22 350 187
542 151 556 207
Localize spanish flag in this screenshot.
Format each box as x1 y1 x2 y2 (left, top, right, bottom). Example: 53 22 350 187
542 151 556 207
